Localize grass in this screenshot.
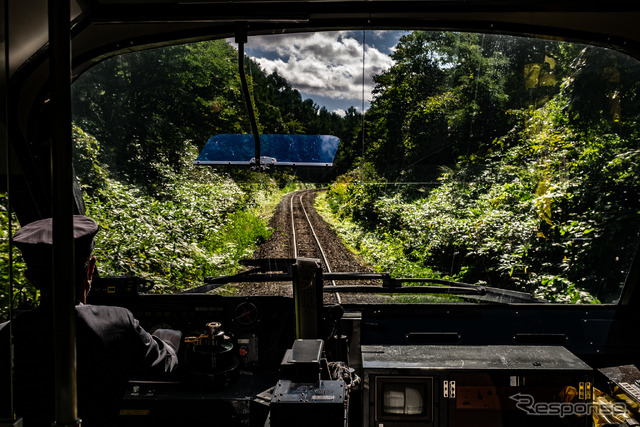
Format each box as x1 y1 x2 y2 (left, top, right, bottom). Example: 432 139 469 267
315 191 465 303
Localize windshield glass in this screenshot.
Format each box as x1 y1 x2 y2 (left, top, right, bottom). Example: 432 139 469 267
69 30 640 305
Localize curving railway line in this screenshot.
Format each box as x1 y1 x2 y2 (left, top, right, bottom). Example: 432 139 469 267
288 190 341 303
235 189 380 302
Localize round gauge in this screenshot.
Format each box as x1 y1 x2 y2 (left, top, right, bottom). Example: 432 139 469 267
233 301 259 327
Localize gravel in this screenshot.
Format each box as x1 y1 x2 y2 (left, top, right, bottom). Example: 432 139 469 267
230 190 390 304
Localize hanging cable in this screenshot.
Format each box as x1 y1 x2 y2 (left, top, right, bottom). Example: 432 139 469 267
3 0 17 419
360 28 366 185
236 24 262 170
467 33 485 155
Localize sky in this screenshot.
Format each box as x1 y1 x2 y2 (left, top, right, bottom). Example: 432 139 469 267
241 30 407 116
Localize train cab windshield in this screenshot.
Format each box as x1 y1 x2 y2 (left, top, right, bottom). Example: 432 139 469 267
68 30 639 305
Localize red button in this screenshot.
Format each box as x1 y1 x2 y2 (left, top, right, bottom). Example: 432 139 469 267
239 347 248 357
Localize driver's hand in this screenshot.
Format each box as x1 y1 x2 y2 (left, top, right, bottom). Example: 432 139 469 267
153 328 182 352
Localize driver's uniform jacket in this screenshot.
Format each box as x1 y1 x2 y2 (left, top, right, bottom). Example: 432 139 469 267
0 303 178 426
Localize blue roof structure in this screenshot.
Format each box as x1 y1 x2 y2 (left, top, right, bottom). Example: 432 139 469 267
194 134 340 167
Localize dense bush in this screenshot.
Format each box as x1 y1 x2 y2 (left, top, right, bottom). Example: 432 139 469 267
328 84 640 303
74 125 278 293
323 34 640 304
70 38 350 294
0 197 31 321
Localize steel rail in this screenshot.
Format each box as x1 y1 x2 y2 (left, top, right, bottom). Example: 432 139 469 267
290 192 298 259
290 190 341 304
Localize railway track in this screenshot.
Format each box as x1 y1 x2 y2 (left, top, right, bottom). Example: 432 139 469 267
237 188 380 302
287 190 341 304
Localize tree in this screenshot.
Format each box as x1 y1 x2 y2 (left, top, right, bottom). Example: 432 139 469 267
360 31 586 182
73 41 246 190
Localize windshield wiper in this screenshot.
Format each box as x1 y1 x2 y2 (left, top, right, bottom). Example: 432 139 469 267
320 273 541 303
181 259 295 294
182 259 541 303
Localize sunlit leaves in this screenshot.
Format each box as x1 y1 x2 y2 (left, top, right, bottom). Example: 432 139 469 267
327 79 640 303
0 197 32 321
74 125 276 293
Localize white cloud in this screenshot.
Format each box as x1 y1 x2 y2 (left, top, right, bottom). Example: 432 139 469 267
244 31 394 105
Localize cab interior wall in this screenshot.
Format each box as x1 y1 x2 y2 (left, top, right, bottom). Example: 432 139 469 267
5 3 640 425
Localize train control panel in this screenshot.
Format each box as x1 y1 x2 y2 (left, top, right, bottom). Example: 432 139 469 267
84 270 640 427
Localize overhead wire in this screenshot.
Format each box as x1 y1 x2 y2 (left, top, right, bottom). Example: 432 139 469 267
361 28 366 185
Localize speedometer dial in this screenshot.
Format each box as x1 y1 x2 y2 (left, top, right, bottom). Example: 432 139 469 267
233 301 259 327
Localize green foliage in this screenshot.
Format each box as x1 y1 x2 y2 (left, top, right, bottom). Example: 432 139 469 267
65 31 640 306
74 125 279 293
360 32 586 181
326 163 387 224
328 70 640 303
70 37 361 294
73 40 357 188
363 32 522 179
316 192 437 279
533 276 599 304
0 196 33 321
324 31 640 304
73 40 245 189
